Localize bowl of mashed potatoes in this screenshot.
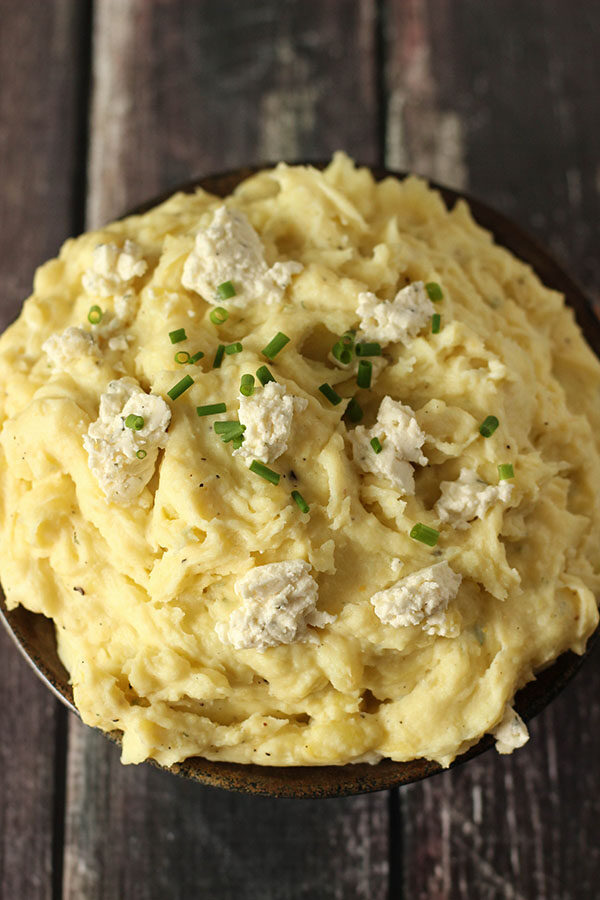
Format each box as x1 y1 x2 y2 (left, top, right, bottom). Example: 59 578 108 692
1 155 599 798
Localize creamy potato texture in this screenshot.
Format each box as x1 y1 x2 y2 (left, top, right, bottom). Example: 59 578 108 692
1 154 599 768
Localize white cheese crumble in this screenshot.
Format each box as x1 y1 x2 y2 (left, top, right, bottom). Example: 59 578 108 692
357 281 435 346
435 467 514 529
348 396 428 495
181 206 302 308
82 240 148 297
370 561 462 636
216 560 335 651
234 381 308 463
83 377 171 505
492 705 529 754
42 326 100 371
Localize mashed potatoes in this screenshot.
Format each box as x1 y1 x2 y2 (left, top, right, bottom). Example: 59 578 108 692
1 154 599 768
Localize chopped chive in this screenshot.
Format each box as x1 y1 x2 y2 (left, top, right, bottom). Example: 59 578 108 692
425 282 443 302
174 350 191 364
197 402 227 417
341 330 356 347
231 436 244 450
135 449 147 459
167 374 194 400
332 341 353 365
262 331 290 360
370 436 383 454
355 341 382 357
88 305 103 324
225 342 243 355
256 365 276 385
410 523 439 546
479 415 499 438
249 460 280 485
169 328 187 344
291 490 309 514
212 344 225 368
357 359 372 389
214 420 243 434
344 396 363 423
431 313 441 334
498 463 514 480
318 383 343 406
124 414 144 431
216 281 236 301
240 374 255 396
210 307 229 325
191 350 204 364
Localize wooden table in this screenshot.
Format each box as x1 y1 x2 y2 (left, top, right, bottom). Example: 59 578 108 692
1 2 599 897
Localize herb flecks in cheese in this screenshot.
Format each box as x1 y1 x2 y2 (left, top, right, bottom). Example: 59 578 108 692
42 326 100 371
357 281 435 346
370 561 462 636
82 240 148 298
234 381 307 463
435 467 514 529
492 705 529 754
83 377 171 505
181 206 302 308
216 560 334 651
349 396 428 495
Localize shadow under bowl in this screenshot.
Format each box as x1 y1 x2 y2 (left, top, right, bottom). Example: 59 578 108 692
1 165 599 798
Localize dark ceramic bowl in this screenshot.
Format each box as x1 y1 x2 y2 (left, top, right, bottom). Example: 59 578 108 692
1 166 599 798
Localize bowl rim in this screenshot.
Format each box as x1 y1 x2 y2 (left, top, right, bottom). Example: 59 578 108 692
1 162 599 798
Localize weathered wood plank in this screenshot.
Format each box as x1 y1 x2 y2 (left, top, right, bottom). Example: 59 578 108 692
0 2 90 898
63 2 388 899
385 1 600 896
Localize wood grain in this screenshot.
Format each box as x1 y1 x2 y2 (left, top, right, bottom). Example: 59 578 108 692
0 2 89 898
63 2 388 898
385 1 600 897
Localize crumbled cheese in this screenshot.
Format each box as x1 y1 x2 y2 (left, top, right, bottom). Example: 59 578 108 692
492 705 529 754
216 560 334 651
82 240 148 297
370 561 462 636
435 467 514 529
234 381 307 463
348 396 428 495
42 326 100 371
357 281 435 346
181 206 302 307
83 377 171 505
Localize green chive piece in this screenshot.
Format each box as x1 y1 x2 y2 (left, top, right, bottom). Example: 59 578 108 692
135 449 147 459
370 436 383 454
214 420 243 434
410 523 439 546
249 460 280 484
357 360 372 389
216 281 236 301
431 313 441 334
169 328 187 344
425 282 443 302
498 463 514 480
225 342 243 355
355 342 382 357
124 414 144 431
332 341 353 366
174 350 191 364
167 374 194 400
212 344 225 368
262 332 290 360
191 351 204 364
210 307 229 325
231 436 244 450
341 330 356 347
291 490 309 514
344 396 363 423
197 402 227 417
88 305 103 324
318 383 343 406
256 365 276 385
240 374 255 396
479 415 499 438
